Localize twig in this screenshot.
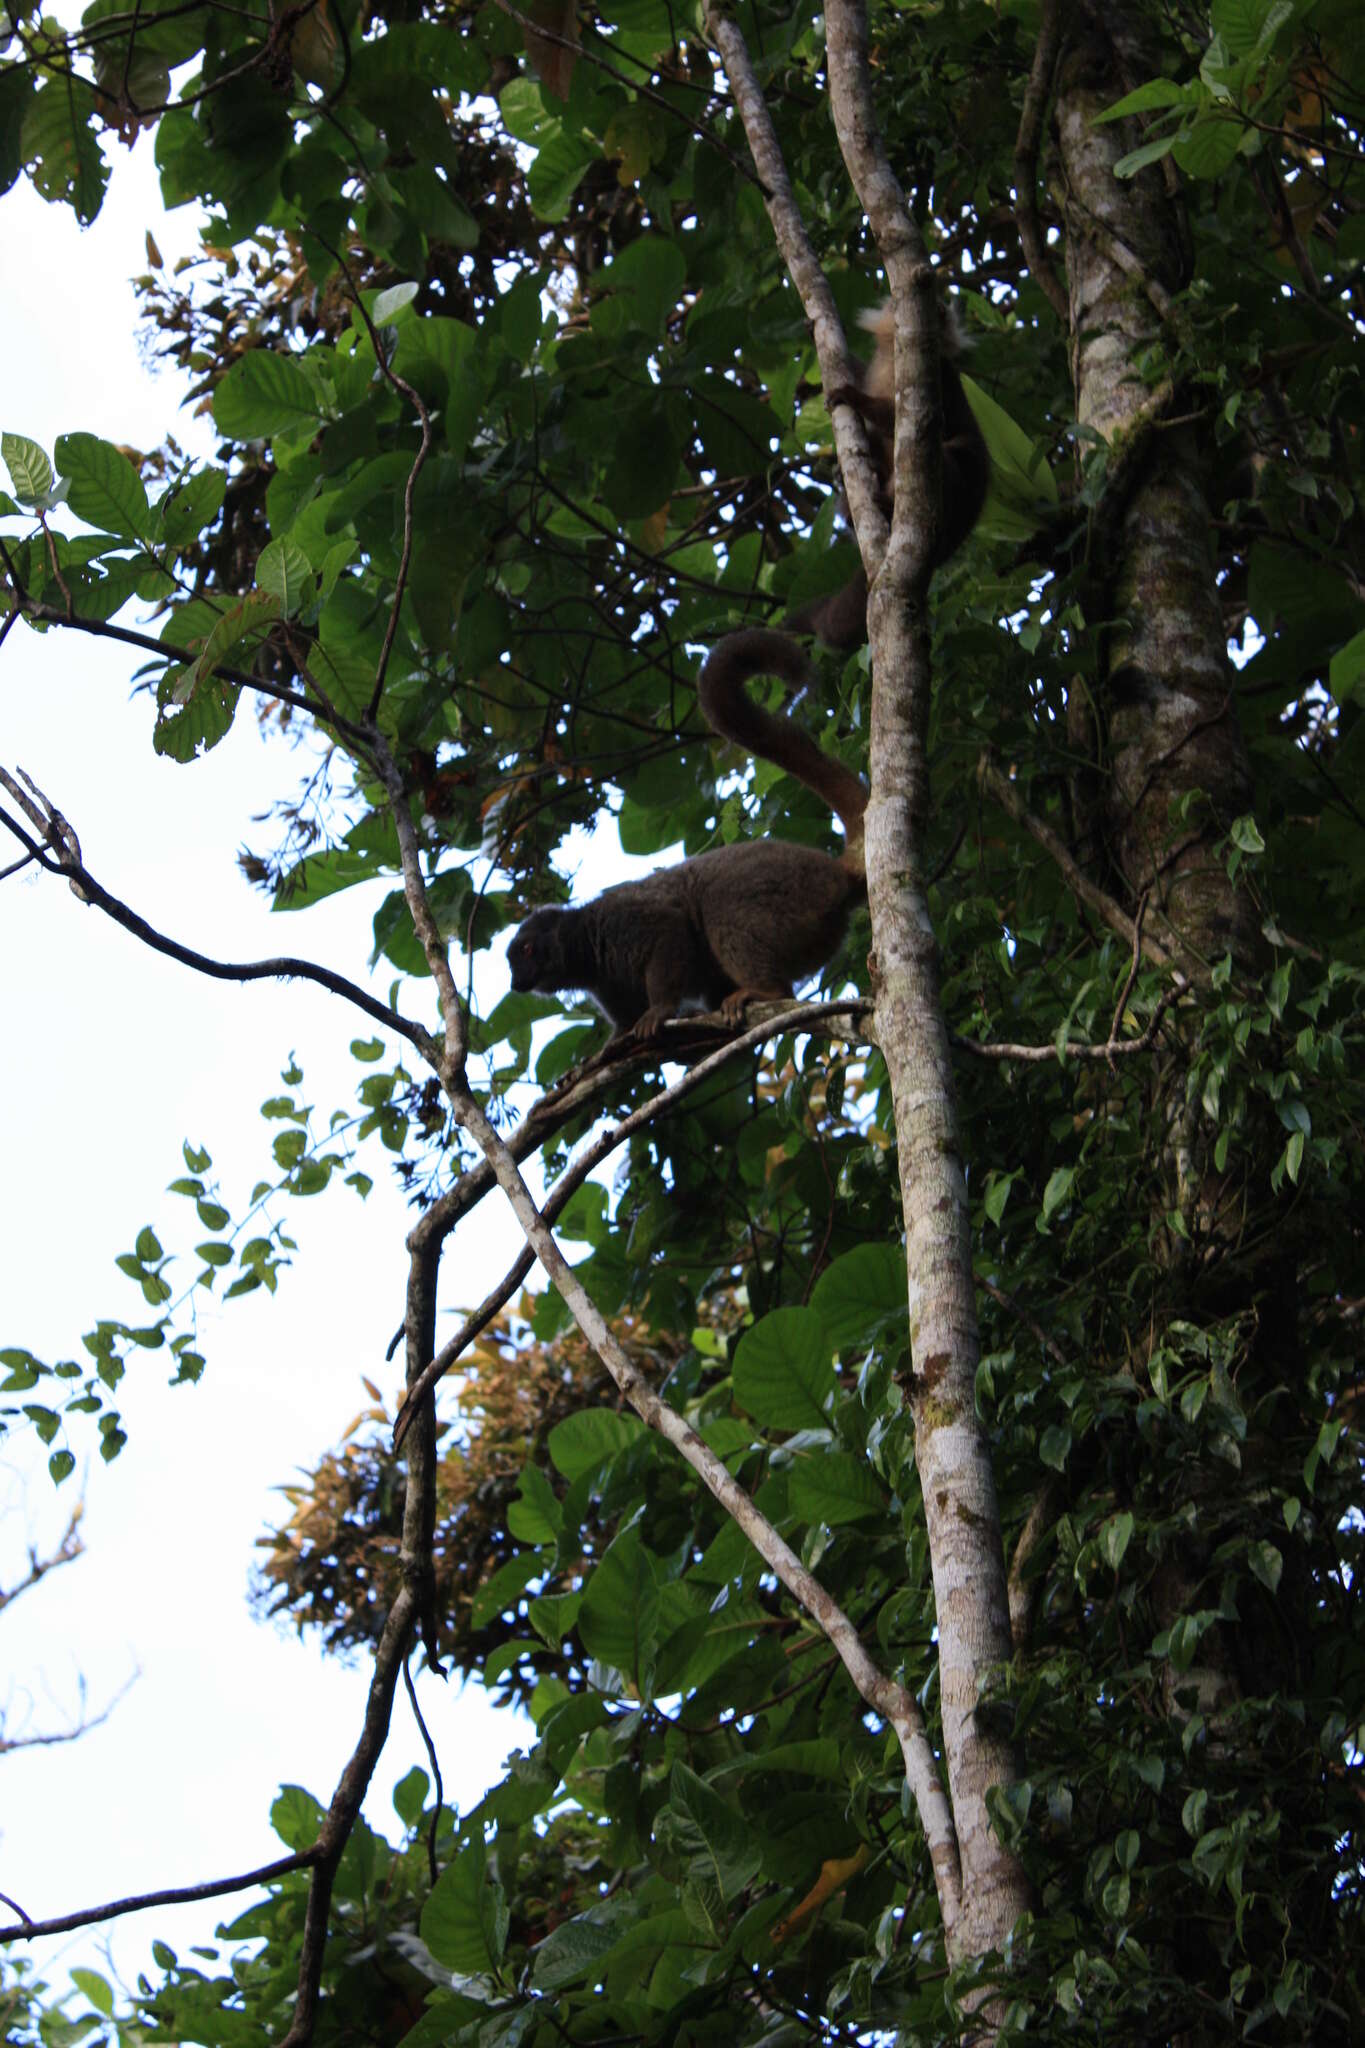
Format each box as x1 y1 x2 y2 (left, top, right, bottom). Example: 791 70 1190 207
1012 0 1070 323
315 239 434 722
403 1660 444 1888
951 977 1185 1063
0 771 430 1051
279 1585 419 2048
1106 890 1147 1050
0 1505 83 1612
979 1277 1067 1367
1007 1482 1059 1651
393 997 873 1446
976 751 1180 969
0 1891 32 1926
0 1851 318 1945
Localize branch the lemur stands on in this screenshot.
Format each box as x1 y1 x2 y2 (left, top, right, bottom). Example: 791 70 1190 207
506 631 867 1043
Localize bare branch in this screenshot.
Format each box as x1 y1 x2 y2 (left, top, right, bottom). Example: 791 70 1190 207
1013 0 1070 323
0 1667 138 1759
449 1081 965 1926
0 770 433 1052
0 1505 83 1614
0 1850 318 1945
952 978 1187 1063
976 751 1184 969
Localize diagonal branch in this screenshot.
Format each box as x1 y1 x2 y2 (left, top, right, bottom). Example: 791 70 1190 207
1013 0 1071 323
449 1079 965 1927
0 768 431 1051
0 1850 318 1945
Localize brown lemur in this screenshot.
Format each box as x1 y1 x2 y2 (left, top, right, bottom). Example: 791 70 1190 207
505 630 867 1043
785 298 991 650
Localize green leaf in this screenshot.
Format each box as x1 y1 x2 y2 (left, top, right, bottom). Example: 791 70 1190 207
664 1763 763 1901
1094 77 1189 122
578 1525 661 1682
420 1830 508 1975
255 536 314 616
21 75 108 221
530 1915 618 1991
732 1307 836 1431
809 1244 907 1353
471 1551 543 1629
271 1783 323 1851
1040 1166 1076 1227
2 431 54 504
55 433 149 539
48 1448 76 1485
1247 1540 1282 1593
507 1461 562 1545
69 1969 114 2017
548 1406 643 1480
787 1450 886 1526
1101 1511 1134 1570
393 1766 430 1828
214 351 326 439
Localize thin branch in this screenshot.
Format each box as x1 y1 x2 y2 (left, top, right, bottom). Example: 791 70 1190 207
393 997 873 1446
976 751 1182 969
979 1277 1068 1368
449 1080 963 1909
0 1850 318 1945
314 241 434 723
0 772 431 1052
1012 0 1070 323
952 977 1186 1063
279 1586 418 2048
1008 1482 1059 1651
0 1506 83 1613
403 1660 444 1888
0 1665 138 1756
1 598 373 749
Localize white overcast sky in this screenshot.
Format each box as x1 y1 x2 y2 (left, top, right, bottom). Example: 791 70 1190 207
0 121 649 2008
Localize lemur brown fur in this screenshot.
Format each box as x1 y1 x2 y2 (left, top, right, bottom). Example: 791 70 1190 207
506 630 866 1042
785 300 990 650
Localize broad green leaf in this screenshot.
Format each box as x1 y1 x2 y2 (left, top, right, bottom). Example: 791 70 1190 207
578 1525 660 1683
531 1915 618 1991
271 1784 323 1851
255 537 313 616
420 1831 508 1975
214 351 326 439
2 431 53 504
810 1243 907 1353
548 1407 644 1481
663 1763 763 1901
732 1307 835 1431
55 433 149 539
21 75 107 220
787 1450 886 1526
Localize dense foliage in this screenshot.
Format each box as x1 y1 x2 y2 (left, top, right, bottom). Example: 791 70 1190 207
2 0 1363 2041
